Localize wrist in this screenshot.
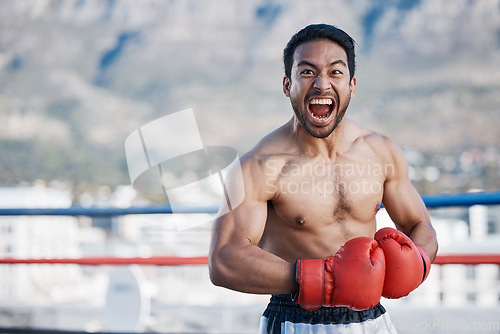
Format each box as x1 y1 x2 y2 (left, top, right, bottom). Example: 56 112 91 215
294 258 325 310
416 245 431 282
292 260 299 301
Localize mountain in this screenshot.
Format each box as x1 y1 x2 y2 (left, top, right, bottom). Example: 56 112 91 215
0 0 499 195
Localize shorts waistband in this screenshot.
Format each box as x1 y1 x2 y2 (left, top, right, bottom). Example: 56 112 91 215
263 294 387 325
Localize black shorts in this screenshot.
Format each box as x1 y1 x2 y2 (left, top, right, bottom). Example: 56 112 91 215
258 294 397 333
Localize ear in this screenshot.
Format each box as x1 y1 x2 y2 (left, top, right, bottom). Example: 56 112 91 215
349 77 356 98
283 76 291 97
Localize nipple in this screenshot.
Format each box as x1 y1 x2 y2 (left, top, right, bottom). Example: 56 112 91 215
296 217 305 225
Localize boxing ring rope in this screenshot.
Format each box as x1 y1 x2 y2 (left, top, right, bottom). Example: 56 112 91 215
0 204 219 217
0 191 498 217
0 256 209 266
1 191 499 266
0 254 499 266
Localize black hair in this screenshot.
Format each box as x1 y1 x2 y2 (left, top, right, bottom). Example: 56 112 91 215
283 24 356 81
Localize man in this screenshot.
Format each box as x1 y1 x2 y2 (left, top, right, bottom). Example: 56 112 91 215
209 24 438 333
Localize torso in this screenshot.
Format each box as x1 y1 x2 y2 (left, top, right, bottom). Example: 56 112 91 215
251 119 391 261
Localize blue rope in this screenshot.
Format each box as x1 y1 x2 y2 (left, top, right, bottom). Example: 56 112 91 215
0 192 499 217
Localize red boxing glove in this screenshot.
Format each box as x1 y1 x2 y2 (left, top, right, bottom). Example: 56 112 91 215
295 237 385 311
374 227 431 299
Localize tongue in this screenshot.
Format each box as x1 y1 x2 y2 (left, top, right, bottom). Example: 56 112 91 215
310 104 330 117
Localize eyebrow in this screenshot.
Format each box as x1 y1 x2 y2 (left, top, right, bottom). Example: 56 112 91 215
296 59 347 69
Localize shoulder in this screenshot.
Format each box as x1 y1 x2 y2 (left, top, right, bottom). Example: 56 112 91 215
346 119 408 175
237 124 293 200
347 119 404 158
242 121 295 167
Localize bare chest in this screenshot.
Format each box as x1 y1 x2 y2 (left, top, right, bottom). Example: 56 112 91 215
270 157 389 226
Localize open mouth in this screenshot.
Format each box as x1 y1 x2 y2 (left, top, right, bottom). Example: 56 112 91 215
308 98 334 123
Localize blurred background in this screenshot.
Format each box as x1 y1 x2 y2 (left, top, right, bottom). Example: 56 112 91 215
0 0 499 333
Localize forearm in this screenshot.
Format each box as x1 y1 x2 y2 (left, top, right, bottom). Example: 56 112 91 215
209 242 297 295
409 221 438 262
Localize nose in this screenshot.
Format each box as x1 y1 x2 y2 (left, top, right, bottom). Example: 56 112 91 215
313 74 332 92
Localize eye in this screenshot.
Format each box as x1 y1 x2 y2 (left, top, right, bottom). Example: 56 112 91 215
300 69 314 75
331 69 342 75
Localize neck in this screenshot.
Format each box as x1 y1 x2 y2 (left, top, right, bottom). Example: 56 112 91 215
289 117 347 159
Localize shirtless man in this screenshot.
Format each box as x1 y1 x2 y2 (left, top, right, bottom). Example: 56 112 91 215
209 24 438 333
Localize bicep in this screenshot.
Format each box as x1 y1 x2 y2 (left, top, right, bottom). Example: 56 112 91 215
211 196 268 251
210 156 276 252
383 178 430 235
381 140 430 235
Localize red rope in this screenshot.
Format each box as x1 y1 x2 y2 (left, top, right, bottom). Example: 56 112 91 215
1 254 500 265
432 254 500 265
0 256 208 266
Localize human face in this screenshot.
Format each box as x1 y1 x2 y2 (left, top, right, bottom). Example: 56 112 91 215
283 39 356 138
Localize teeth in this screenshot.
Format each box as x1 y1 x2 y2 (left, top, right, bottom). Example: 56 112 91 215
310 98 333 105
312 114 329 120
